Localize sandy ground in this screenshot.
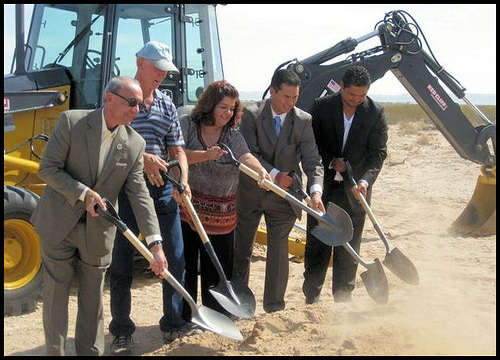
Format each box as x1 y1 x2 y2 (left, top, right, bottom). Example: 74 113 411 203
4 123 496 356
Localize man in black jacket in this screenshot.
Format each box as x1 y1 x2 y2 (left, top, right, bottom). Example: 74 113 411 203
303 65 388 303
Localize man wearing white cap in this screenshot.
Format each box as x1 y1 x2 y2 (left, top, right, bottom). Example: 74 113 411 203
108 41 200 356
135 40 180 73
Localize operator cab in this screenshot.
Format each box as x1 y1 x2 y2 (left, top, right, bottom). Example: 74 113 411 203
14 4 224 112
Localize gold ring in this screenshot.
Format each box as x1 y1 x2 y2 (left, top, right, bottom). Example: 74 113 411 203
150 173 155 177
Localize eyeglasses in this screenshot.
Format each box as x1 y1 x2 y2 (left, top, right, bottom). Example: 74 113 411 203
110 91 145 109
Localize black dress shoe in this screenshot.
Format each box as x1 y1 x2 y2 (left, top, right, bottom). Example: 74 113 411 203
110 335 132 356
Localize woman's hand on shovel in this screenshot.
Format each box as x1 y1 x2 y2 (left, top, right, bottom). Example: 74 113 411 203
148 243 168 278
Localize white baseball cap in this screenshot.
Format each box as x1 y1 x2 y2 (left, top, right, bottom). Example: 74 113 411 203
136 41 179 73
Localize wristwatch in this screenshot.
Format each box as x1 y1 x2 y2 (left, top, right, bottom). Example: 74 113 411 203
147 240 162 250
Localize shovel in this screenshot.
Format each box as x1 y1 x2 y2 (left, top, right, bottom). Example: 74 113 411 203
161 161 256 319
286 170 389 304
218 143 353 247
344 160 419 286
95 199 243 341
219 143 388 304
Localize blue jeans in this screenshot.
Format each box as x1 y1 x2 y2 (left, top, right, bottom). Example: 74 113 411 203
109 182 186 336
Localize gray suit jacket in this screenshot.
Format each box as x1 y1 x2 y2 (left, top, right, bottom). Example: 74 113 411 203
238 99 324 218
31 108 160 257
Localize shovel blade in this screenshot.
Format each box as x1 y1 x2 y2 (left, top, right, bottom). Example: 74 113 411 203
383 247 420 285
209 278 256 319
360 258 389 304
191 304 243 341
311 202 353 246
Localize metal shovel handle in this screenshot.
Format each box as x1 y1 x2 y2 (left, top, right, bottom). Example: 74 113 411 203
344 161 391 253
160 161 227 280
95 199 181 288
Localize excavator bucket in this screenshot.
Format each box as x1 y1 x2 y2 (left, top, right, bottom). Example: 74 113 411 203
450 167 496 237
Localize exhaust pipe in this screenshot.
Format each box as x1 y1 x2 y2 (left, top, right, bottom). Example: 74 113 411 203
14 4 26 74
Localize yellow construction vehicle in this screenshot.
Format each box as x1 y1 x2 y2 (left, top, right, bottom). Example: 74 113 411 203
4 6 495 316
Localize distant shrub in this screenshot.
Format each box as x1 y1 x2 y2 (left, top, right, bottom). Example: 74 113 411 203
382 103 431 125
461 105 496 123
382 103 496 125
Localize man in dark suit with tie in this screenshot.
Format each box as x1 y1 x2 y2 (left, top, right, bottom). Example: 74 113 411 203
233 69 325 313
303 65 388 304
31 76 165 356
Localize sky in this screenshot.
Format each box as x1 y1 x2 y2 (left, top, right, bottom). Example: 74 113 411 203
4 4 496 97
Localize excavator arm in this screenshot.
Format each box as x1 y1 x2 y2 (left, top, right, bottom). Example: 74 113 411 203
276 10 495 236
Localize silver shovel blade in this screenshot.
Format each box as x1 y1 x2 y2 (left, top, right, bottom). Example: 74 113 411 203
383 247 420 285
360 258 389 304
311 202 353 246
192 305 243 341
209 279 256 319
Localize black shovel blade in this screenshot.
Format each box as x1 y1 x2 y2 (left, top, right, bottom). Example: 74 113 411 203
192 304 243 341
311 202 354 246
360 258 389 304
383 247 420 286
209 278 256 319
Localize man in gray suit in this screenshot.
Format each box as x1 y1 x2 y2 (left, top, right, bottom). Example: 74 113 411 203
233 69 326 313
31 76 166 356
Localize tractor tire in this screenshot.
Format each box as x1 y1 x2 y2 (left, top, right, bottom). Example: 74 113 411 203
4 186 43 317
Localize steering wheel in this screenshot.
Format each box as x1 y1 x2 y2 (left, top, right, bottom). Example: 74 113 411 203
86 49 120 77
42 63 68 70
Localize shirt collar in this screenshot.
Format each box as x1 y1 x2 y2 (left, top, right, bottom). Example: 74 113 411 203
101 111 119 139
271 110 286 123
